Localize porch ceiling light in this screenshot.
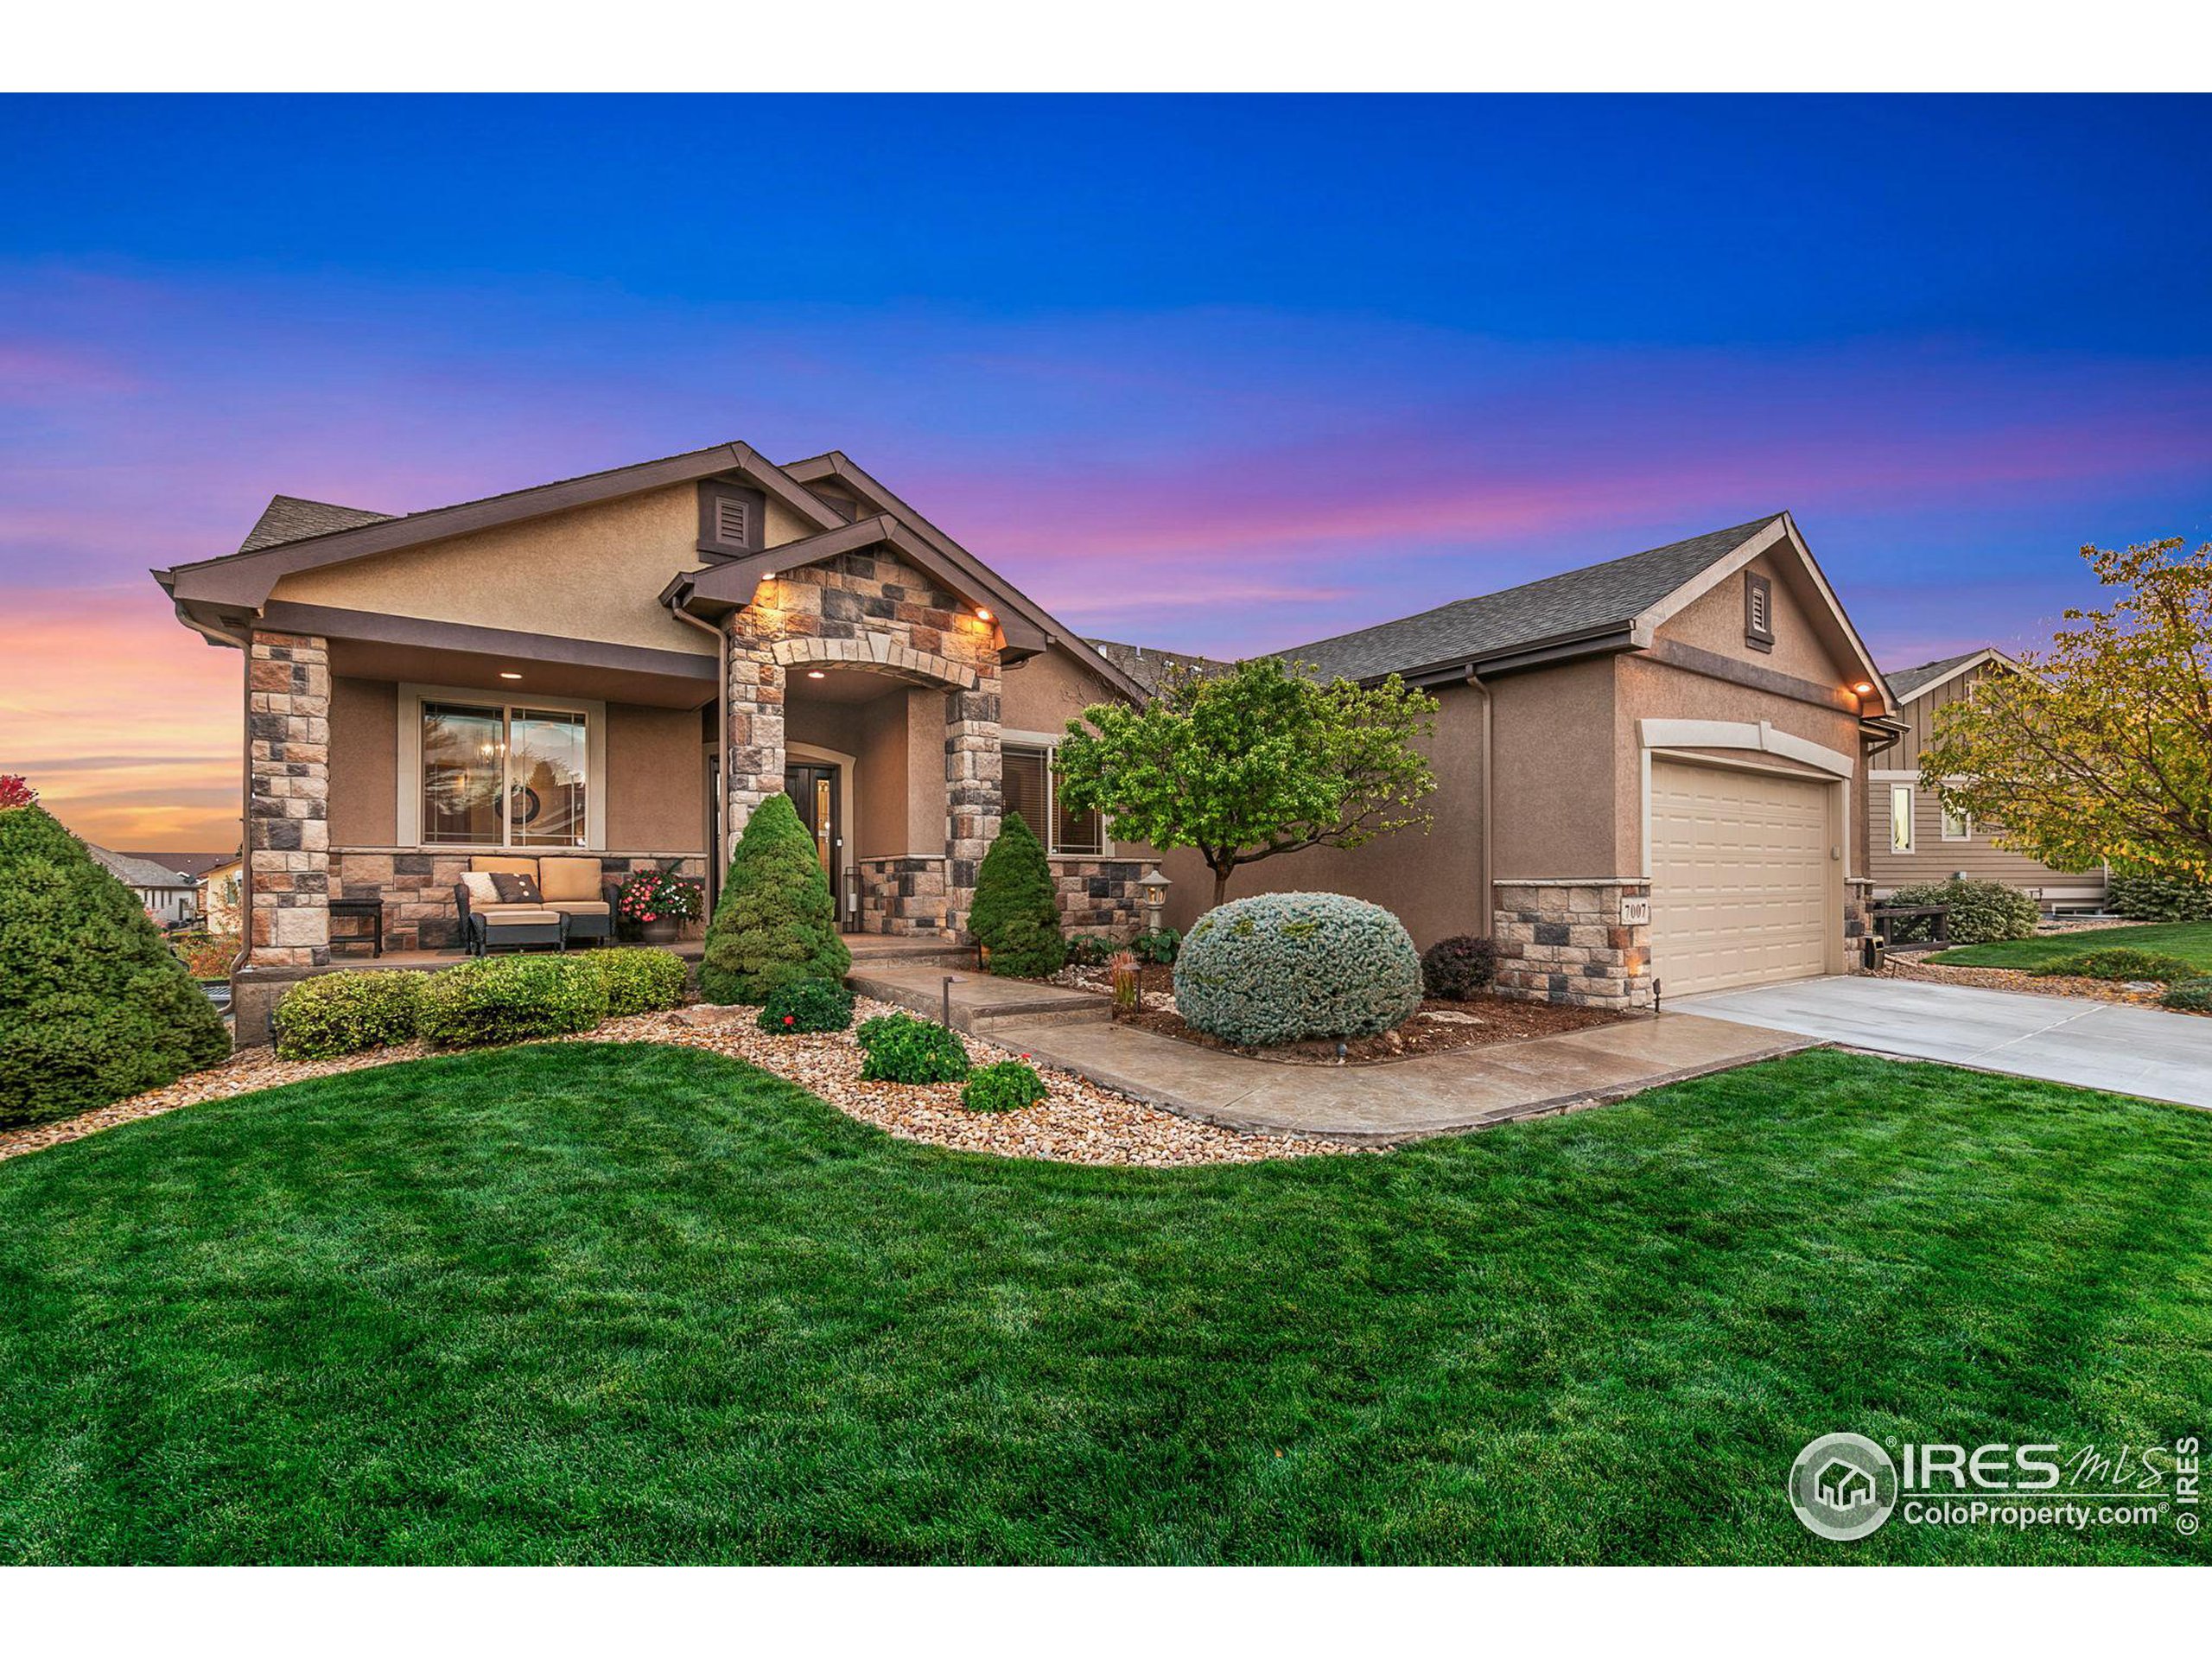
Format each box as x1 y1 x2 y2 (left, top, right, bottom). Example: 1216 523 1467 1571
805 669 826 679
1852 681 1874 695
499 671 523 680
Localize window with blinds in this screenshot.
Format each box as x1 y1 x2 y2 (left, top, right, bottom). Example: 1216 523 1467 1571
1001 742 1103 855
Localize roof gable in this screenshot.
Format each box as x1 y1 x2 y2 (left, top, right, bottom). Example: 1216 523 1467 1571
1885 647 2023 704
239 495 393 552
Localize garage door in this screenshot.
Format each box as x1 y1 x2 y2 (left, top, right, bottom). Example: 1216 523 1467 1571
1649 760 1832 995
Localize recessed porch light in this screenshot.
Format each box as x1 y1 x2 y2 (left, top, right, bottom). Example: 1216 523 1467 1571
499 671 523 680
1852 681 1874 694
805 670 826 679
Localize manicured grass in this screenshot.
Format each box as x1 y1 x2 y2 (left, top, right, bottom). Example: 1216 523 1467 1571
1 1044 2208 1565
1929 921 2212 975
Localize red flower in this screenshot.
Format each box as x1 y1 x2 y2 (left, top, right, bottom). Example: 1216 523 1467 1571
783 1014 795 1027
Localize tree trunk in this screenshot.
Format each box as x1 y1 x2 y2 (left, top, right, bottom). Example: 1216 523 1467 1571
1211 864 1232 909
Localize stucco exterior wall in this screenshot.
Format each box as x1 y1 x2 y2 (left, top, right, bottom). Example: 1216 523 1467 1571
1154 683 1490 945
1658 549 1840 688
328 676 397 846
1488 656 1618 880
267 485 717 658
604 703 705 852
1000 645 1123 735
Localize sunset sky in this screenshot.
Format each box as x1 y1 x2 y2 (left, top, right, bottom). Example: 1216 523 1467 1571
4 94 2209 851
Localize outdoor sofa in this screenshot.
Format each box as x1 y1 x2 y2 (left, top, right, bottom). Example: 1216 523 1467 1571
452 855 618 954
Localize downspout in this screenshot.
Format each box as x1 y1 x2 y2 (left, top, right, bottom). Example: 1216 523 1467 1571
175 603 254 977
1463 664 1496 938
668 592 730 900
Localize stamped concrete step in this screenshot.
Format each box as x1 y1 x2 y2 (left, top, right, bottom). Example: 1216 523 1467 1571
846 962 1109 1034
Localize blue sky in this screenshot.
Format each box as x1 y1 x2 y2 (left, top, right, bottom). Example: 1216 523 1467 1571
3 93 2208 843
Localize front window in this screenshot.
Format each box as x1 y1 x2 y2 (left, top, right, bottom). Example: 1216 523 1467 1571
1890 784 1915 854
1002 741 1103 856
1940 801 1972 841
422 700 588 848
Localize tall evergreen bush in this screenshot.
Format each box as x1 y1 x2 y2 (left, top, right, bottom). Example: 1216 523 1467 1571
697 792 850 1004
969 812 1065 977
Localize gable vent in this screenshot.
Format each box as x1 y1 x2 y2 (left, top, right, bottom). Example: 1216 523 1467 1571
714 496 750 546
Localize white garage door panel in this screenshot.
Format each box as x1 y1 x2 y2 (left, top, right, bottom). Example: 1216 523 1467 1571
1649 760 1831 996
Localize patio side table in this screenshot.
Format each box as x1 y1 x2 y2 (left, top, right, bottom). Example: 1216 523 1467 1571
329 897 385 958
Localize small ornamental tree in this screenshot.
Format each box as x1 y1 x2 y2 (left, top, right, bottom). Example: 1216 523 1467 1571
969 812 1065 977
1055 657 1440 909
0 798 231 1127
697 792 851 1004
1923 537 2212 881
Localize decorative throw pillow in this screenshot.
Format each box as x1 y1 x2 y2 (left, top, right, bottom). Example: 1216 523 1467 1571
490 871 542 905
460 871 500 906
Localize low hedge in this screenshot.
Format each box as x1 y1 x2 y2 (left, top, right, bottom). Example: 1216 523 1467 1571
856 1012 970 1084
1421 934 1497 999
759 979 855 1034
2161 977 2212 1014
962 1059 1046 1113
575 948 689 1017
418 955 611 1049
1887 879 2040 946
2107 872 2212 923
274 971 428 1060
2047 947 2197 983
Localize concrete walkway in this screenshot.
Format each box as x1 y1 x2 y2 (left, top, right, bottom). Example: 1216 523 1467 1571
992 1008 1811 1142
1681 975 2212 1109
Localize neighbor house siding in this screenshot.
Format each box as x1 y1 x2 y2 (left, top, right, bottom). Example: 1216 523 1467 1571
1870 660 2106 899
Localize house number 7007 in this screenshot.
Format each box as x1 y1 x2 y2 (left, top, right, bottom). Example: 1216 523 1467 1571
1618 896 1651 926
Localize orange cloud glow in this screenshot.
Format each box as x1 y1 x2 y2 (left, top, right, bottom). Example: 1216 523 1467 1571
0 588 241 851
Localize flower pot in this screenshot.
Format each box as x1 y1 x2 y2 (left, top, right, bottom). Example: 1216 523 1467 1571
641 918 680 946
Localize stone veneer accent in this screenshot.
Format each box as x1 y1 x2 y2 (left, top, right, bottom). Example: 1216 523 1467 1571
1492 879 1654 1010
726 549 1002 939
245 630 332 968
331 849 710 953
1052 857 1163 934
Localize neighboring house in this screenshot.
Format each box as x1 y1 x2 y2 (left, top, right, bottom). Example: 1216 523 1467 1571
1868 647 2107 911
86 845 201 926
157 442 1900 1034
197 853 244 933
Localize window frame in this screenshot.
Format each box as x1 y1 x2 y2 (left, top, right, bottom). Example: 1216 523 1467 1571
1001 729 1109 858
397 683 607 850
1889 783 1916 855
1939 800 1973 842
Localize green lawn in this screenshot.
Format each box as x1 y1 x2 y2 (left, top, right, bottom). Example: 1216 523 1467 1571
1 1044 2207 1565
1929 920 2212 974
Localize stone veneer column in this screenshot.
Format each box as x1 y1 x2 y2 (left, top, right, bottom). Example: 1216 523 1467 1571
1491 879 1653 1009
245 630 331 968
722 627 786 857
943 673 1001 938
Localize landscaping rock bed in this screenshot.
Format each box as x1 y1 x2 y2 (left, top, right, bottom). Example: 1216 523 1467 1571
0 995 1356 1169
1877 957 2183 1011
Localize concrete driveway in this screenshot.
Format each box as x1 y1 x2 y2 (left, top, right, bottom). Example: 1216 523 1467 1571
1681 975 2212 1109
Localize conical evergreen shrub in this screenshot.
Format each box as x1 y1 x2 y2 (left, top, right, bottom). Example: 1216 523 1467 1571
970 812 1065 978
697 791 851 1004
0 801 231 1126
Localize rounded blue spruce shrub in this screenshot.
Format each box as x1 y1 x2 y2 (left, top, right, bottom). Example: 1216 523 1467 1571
274 969 427 1059
1174 891 1422 1047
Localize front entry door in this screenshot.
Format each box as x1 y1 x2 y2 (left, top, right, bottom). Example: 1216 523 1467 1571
783 763 847 926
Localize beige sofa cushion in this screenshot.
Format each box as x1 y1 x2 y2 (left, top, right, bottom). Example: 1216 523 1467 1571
546 900 610 918
469 855 540 880
537 856 604 902
475 907 560 926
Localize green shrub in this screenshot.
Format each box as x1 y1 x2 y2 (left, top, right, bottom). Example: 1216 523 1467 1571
1174 892 1422 1047
758 978 855 1034
697 793 849 1004
970 813 1065 977
274 970 426 1059
418 955 611 1048
855 1011 970 1084
1066 932 1116 968
2046 947 2197 983
1421 934 1497 999
0 802 230 1128
2107 871 2212 923
1888 879 2041 945
1132 926 1180 965
2160 977 2212 1013
576 947 689 1016
962 1059 1046 1113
